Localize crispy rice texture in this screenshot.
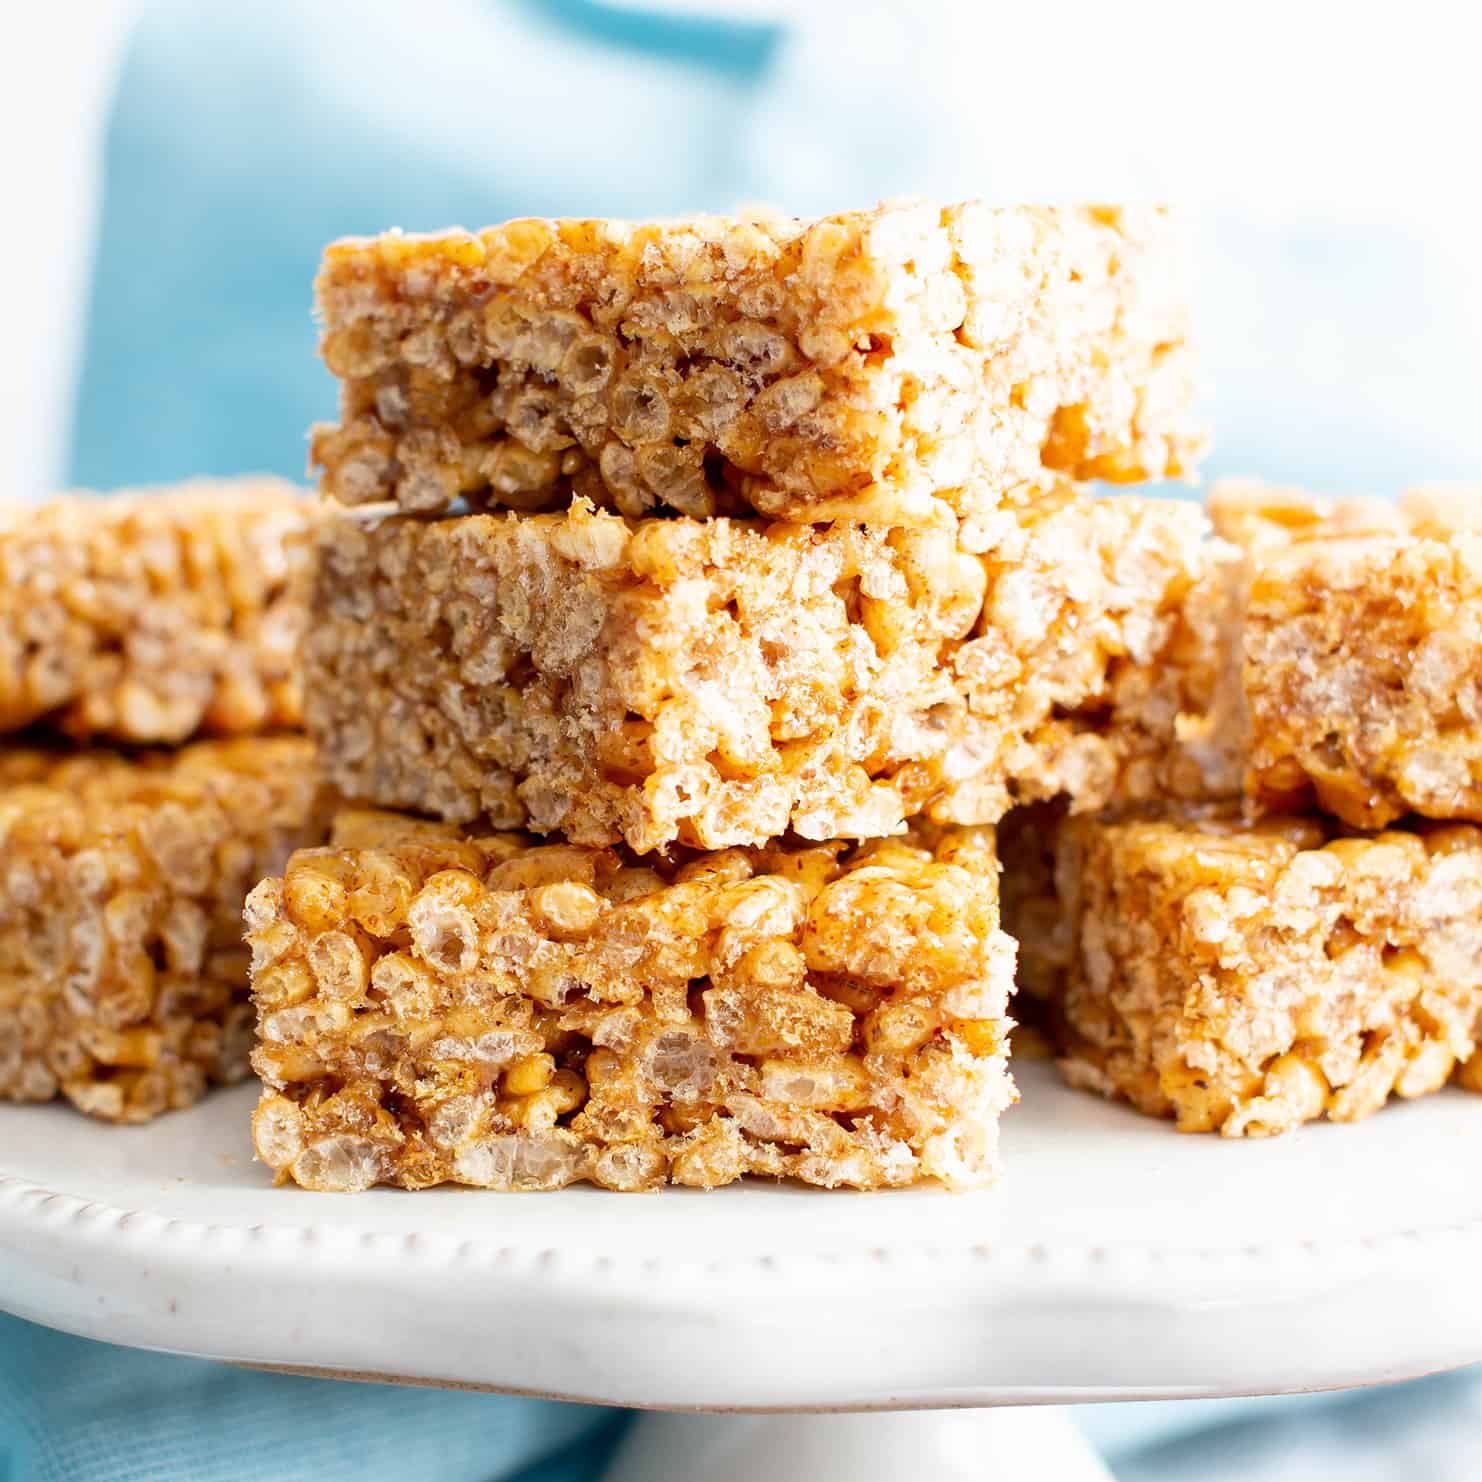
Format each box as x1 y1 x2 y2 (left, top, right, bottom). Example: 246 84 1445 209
0 737 328 1122
312 202 1203 534
303 483 1236 854
1011 805 1482 1136
248 811 1017 1192
0 479 313 744
1210 480 1482 827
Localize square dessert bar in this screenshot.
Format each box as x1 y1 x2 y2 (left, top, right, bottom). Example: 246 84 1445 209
1210 480 1482 828
0 737 326 1122
247 813 1016 1192
311 202 1203 532
1022 806 1482 1136
304 482 1234 854
0 479 312 744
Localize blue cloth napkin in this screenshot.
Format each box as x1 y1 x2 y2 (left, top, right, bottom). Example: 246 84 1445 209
0 1314 626 1482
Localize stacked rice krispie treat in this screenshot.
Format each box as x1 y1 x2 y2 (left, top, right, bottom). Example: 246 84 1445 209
20 205 1471 1172
0 479 330 1121
1008 481 1482 1136
254 199 1231 1192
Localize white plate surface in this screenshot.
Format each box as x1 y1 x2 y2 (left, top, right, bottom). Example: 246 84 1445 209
0 1063 1479 1410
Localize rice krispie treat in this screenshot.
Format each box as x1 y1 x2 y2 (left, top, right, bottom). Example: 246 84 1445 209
1209 480 1482 828
0 737 328 1122
0 479 312 744
1029 806 1482 1136
304 482 1234 854
311 202 1203 533
248 812 1016 1192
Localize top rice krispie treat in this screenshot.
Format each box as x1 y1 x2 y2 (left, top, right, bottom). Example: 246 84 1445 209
0 479 312 744
312 202 1203 533
1210 481 1482 827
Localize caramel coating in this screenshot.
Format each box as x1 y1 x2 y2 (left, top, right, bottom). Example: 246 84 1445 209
1209 480 1482 828
1014 805 1482 1135
0 737 328 1122
248 812 1017 1192
311 203 1203 532
0 479 313 744
304 484 1235 854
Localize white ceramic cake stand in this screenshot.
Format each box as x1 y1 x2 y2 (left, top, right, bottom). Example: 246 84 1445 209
1 1062 1479 1482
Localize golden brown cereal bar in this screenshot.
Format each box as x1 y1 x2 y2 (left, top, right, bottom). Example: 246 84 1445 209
303 482 1234 854
0 737 329 1122
311 203 1203 532
248 812 1016 1192
1209 480 1482 828
1018 805 1482 1136
0 479 313 744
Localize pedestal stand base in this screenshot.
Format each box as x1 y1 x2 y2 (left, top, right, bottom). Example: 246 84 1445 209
603 1407 1114 1482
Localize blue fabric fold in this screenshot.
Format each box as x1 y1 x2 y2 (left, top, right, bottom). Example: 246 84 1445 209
0 1315 623 1482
